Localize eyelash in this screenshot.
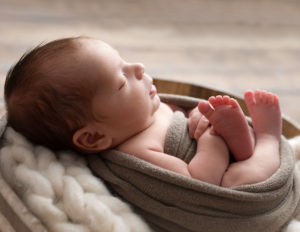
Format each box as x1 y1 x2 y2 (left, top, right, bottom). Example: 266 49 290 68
119 81 126 90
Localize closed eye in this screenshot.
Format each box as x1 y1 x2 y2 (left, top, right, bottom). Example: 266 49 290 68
119 81 126 90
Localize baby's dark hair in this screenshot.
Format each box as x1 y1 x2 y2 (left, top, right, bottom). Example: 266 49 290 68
5 37 97 151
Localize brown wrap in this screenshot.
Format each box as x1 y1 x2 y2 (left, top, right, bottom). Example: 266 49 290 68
87 94 300 232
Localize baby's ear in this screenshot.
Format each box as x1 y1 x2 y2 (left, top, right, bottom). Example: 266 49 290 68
73 125 112 152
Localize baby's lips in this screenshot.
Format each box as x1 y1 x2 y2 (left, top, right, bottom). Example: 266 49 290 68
150 84 157 96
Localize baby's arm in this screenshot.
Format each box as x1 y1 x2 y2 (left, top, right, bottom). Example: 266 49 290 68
188 128 230 185
167 103 211 139
130 148 192 177
187 105 230 185
167 101 210 139
166 103 229 183
120 134 229 184
133 137 229 185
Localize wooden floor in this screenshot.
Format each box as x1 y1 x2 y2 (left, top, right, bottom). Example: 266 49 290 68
1 0 300 124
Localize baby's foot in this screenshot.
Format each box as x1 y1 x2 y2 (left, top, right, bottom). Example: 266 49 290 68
198 96 255 161
244 90 282 141
239 90 281 185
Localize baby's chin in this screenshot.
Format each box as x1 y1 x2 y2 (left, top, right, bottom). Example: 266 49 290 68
152 94 161 114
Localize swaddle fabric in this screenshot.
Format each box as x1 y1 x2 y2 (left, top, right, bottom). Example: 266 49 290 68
87 94 300 232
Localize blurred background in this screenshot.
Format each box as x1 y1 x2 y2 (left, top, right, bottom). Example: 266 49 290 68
1 0 300 122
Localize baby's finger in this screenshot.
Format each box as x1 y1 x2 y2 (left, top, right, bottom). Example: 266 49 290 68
209 127 218 136
188 117 197 138
194 116 210 140
188 110 200 137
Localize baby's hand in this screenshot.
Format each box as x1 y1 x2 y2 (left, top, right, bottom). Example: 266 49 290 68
188 106 210 140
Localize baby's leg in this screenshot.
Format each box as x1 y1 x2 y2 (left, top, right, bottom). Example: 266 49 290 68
198 96 255 161
221 90 281 187
188 128 229 185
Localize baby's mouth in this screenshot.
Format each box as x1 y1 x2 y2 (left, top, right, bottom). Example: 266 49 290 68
150 84 157 97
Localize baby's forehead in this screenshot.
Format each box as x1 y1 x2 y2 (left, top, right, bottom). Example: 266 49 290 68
78 39 120 58
49 39 120 86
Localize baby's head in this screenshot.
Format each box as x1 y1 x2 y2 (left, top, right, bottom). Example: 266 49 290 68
5 37 160 152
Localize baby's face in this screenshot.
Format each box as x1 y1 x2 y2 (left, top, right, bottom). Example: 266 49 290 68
77 39 160 146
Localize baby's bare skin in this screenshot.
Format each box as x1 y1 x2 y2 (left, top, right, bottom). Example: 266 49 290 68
221 90 281 187
6 38 281 187
118 90 281 187
64 39 280 187
198 96 255 161
117 102 195 177
64 39 281 187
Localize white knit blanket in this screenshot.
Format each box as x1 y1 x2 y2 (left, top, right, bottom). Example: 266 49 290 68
0 127 152 232
1 127 300 232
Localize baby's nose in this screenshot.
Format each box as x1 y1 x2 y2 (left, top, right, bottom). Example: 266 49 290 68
133 63 145 80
